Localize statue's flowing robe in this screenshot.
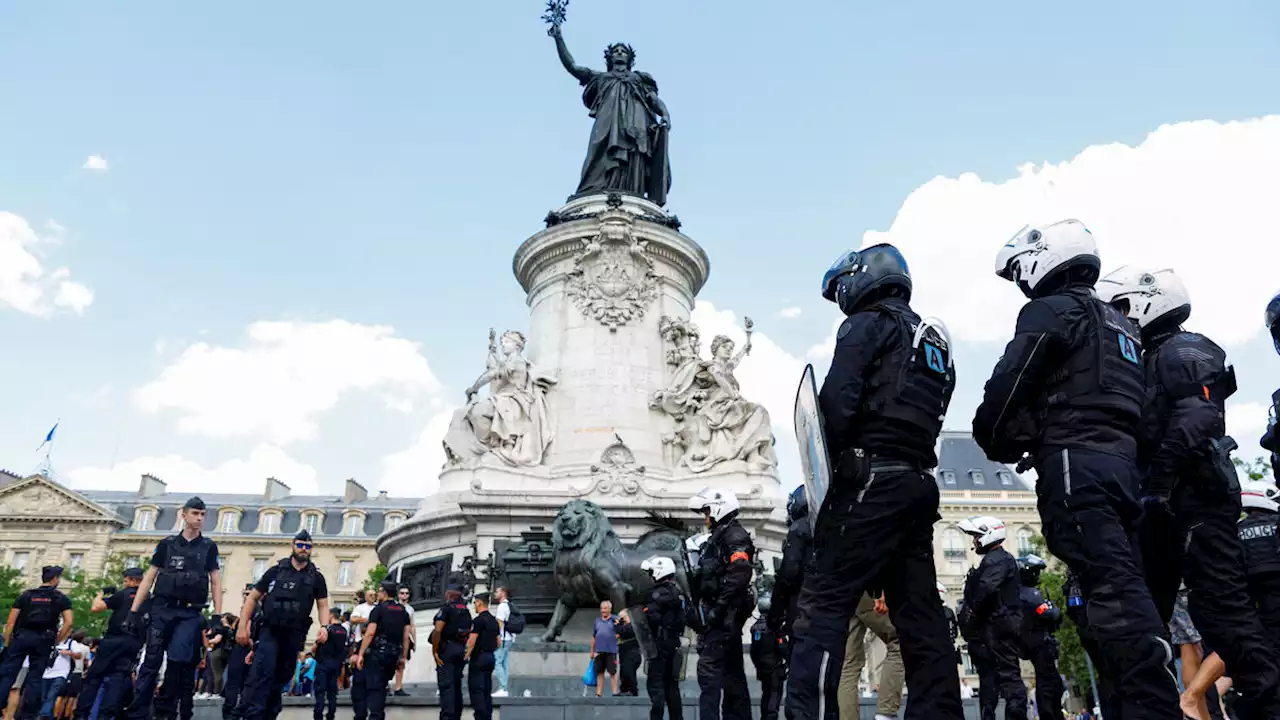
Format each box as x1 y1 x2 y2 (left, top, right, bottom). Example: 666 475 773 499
577 70 671 205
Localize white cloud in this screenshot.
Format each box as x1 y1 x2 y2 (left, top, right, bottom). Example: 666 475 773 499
863 116 1280 346
134 320 442 445
1227 401 1270 453
777 306 803 319
82 154 108 171
46 220 66 234
68 444 319 495
0 211 93 316
379 408 457 495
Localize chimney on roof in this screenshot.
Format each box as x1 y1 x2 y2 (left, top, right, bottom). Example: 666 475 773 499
139 474 168 499
265 477 291 502
343 479 367 505
377 490 388 501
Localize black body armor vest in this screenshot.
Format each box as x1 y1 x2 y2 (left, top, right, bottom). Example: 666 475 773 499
261 559 318 630
1238 511 1280 577
152 536 213 606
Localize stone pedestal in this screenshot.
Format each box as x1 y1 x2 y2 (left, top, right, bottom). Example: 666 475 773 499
378 195 786 684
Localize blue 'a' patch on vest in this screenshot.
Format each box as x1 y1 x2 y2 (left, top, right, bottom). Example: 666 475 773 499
924 342 946 374
1117 333 1139 364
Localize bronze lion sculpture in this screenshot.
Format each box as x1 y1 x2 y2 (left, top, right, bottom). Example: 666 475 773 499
540 499 690 642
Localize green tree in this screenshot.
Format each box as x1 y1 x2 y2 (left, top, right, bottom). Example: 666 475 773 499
361 564 389 593
64 554 129 638
1026 536 1095 700
0 565 26 620
1234 455 1270 482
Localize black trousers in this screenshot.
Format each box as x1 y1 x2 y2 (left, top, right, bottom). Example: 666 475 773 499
1035 448 1180 718
76 635 140 720
619 643 641 695
239 627 306 720
435 643 466 720
0 628 55 719
127 605 203 720
786 468 963 720
757 668 780 720
221 644 250 720
969 637 1025 720
646 646 683 720
1021 633 1062 720
697 615 751 720
352 642 399 720
1069 608 1123 720
1249 571 1280 655
1143 484 1280 717
467 651 495 720
311 659 341 720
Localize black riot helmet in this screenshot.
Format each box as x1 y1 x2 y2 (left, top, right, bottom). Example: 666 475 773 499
786 486 808 524
821 244 912 316
1017 554 1047 587
1266 291 1280 356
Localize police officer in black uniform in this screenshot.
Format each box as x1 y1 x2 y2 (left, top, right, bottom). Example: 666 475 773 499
640 555 685 720
354 580 411 720
1239 479 1280 654
222 584 258 720
787 244 963 720
236 530 330 720
125 496 222 720
431 585 471 720
0 565 74 719
957 516 1026 720
75 567 147 720
311 607 347 720
1099 266 1280 717
1263 292 1280 485
465 593 500 720
974 220 1179 717
1014 555 1063 720
767 486 809 641
750 597 782 720
688 487 755 720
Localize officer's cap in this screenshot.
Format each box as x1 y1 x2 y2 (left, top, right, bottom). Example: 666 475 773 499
183 496 206 511
122 567 144 579
42 565 63 582
294 529 313 543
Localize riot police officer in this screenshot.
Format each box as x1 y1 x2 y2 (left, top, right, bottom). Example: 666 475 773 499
788 244 963 720
1099 266 1280 716
1061 571 1120 720
312 607 347 720
354 580 411 720
768 486 809 638
431 585 472 720
75 567 147 720
640 555 685 720
957 516 1026 720
0 565 73 719
938 581 959 663
1014 555 1063 720
125 496 222 720
750 597 782 720
1263 292 1280 484
974 220 1179 717
1239 479 1280 653
688 487 755 720
237 530 330 720
222 584 258 720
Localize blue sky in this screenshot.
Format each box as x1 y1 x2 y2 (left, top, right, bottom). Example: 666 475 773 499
2 1 1279 496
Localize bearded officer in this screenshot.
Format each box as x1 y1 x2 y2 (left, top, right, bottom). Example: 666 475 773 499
74 567 147 720
1239 480 1280 653
957 516 1026 720
688 487 755 720
1014 555 1063 720
1099 266 1280 717
640 555 686 720
0 565 74 720
236 530 329 720
787 244 963 720
973 220 1179 717
125 496 222 720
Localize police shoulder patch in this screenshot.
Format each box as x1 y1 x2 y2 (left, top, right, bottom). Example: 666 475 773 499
836 316 858 342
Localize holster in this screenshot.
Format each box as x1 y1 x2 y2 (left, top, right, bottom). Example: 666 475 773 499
1197 435 1241 500
833 447 870 490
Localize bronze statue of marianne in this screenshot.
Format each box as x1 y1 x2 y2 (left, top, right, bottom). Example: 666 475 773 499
549 24 672 207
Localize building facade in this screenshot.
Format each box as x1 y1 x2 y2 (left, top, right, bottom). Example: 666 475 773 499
0 469 419 620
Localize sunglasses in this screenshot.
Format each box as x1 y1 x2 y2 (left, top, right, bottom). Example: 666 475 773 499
295 543 313 550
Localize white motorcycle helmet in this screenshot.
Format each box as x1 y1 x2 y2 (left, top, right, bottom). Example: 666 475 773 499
641 555 677 582
958 515 1007 552
689 487 740 524
995 219 1101 299
1096 266 1191 330
1241 479 1280 513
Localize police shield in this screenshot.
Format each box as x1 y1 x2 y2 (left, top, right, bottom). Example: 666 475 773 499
793 364 832 535
627 605 659 661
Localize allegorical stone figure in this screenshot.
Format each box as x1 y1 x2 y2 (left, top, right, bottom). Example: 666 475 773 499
549 24 672 205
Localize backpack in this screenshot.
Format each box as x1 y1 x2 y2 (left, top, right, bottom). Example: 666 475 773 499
504 602 526 635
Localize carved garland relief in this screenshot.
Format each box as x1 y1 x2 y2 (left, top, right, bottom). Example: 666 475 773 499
564 220 660 332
